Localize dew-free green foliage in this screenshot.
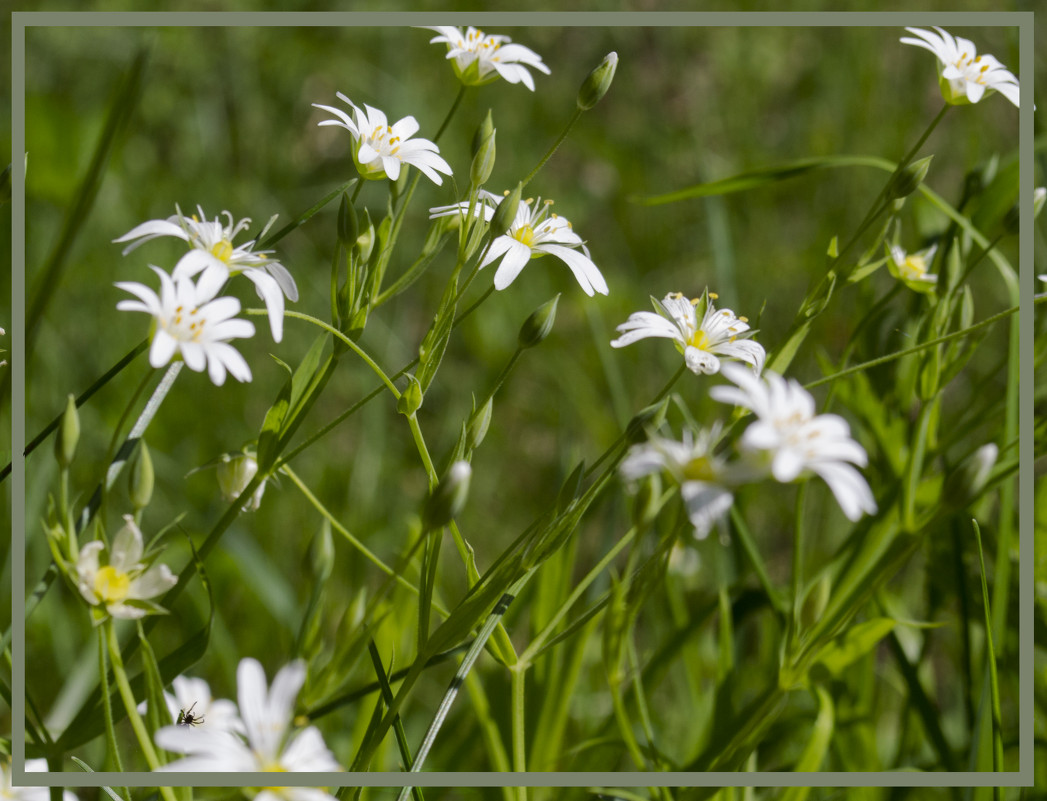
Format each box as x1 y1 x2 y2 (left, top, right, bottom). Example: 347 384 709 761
3 19 1044 801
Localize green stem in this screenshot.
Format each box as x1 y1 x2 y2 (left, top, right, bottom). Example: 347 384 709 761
522 108 583 188
433 85 467 143
97 626 126 776
511 665 528 784
104 621 177 801
804 299 1039 391
282 465 447 615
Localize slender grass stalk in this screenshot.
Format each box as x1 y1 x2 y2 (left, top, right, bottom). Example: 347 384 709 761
96 627 128 790
972 519 1004 790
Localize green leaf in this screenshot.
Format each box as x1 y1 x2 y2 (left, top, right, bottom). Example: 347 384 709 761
780 685 834 800
810 617 896 678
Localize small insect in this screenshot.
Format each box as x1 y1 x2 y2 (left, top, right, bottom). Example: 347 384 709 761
176 701 205 727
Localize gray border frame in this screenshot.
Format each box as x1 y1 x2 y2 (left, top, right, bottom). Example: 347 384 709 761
10 10 1035 790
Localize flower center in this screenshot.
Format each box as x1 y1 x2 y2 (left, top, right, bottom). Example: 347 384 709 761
94 565 131 603
900 255 927 280
688 330 713 351
210 239 234 264
168 305 207 342
682 456 717 482
514 225 536 247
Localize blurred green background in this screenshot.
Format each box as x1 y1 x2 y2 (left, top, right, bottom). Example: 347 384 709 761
3 7 1043 785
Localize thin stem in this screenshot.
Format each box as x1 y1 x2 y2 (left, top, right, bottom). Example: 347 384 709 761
511 666 527 800
522 108 583 188
97 626 126 775
104 621 178 801
433 85 467 143
283 465 447 616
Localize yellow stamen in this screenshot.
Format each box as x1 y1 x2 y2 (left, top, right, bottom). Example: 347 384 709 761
211 239 234 263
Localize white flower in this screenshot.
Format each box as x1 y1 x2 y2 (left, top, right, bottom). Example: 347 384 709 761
710 363 877 521
313 94 452 186
620 427 736 540
116 266 255 385
887 243 938 293
113 206 297 343
139 675 245 735
610 291 765 376
75 515 178 622
429 190 609 296
425 26 550 91
156 657 341 792
1 759 77 801
901 27 1019 108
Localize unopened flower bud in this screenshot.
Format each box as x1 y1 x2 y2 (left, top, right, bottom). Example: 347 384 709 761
944 443 998 509
470 129 497 188
338 189 358 247
397 374 424 416
423 460 472 530
467 396 493 450
128 441 154 511
471 109 495 157
309 521 335 584
355 209 375 263
577 51 618 111
218 451 266 512
55 394 79 469
887 155 933 201
800 573 831 630
518 294 560 349
489 183 522 240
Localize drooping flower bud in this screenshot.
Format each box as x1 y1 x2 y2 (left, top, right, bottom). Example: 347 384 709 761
887 155 933 201
470 128 497 188
577 51 618 111
422 460 472 530
217 451 266 512
467 395 494 451
397 374 424 416
471 109 495 157
518 294 560 349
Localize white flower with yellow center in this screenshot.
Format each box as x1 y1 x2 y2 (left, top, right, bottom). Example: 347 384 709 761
710 363 877 521
611 290 765 376
75 515 177 622
156 657 341 798
430 190 609 296
117 266 255 385
887 243 938 293
901 27 1019 108
425 26 550 90
620 427 737 540
313 94 452 186
114 206 297 343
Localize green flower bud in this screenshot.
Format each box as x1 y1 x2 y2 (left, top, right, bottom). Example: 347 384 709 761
577 51 618 111
55 394 79 469
467 395 494 451
800 573 831 630
944 443 998 509
355 209 376 263
518 294 560 349
337 189 359 247
887 155 933 201
218 451 266 512
397 374 424 416
422 460 472 530
489 183 522 240
128 441 154 511
471 109 495 157
470 129 497 188
310 521 335 584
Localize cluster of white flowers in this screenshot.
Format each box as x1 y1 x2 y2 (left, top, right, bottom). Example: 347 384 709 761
114 205 296 386
155 657 341 799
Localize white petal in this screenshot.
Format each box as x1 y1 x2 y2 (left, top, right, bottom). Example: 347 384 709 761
492 241 534 290
246 271 285 342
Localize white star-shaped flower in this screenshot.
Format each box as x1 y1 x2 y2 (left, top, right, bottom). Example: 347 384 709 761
901 27 1019 108
611 291 765 376
887 243 938 293
710 363 877 521
425 26 550 91
75 515 177 623
313 94 452 186
156 658 341 801
116 266 255 385
430 190 608 296
114 206 297 343
620 427 736 540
